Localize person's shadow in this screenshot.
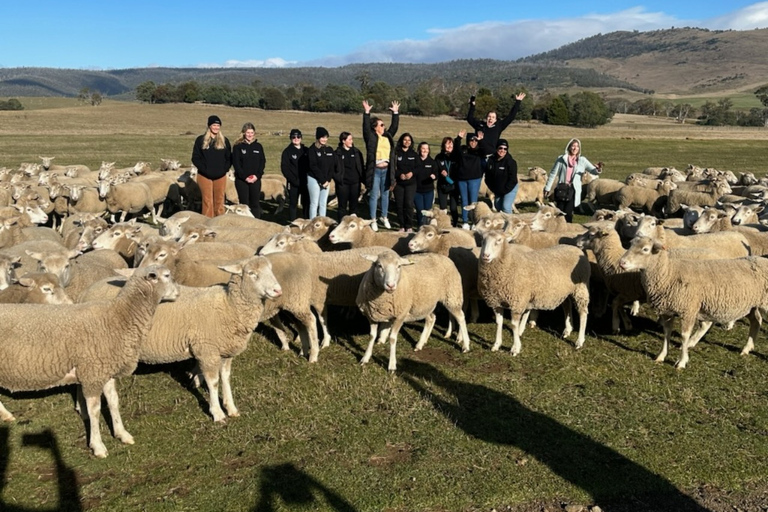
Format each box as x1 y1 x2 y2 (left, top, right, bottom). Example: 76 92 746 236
252 463 357 512
0 426 83 512
398 359 711 512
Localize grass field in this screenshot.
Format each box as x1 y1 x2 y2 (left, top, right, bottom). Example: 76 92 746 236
2 99 768 511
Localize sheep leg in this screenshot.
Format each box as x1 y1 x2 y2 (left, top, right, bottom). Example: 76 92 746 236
449 308 471 353
414 312 437 351
575 298 589 350
519 310 531 337
561 298 574 339
630 300 640 316
220 357 240 418
267 316 291 351
360 322 380 365
295 312 320 363
510 311 524 356
687 320 713 348
612 296 629 334
469 298 479 324
387 318 407 372
655 315 674 363
377 325 391 344
741 308 761 356
444 317 454 339
198 358 226 422
527 309 538 329
0 400 15 422
102 378 134 445
491 307 505 352
318 306 332 349
675 315 698 370
84 391 108 458
119 210 128 223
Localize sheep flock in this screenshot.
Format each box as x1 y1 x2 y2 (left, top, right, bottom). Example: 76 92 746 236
1 157 767 458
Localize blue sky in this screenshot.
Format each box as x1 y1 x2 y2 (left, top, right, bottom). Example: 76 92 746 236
2 1 768 69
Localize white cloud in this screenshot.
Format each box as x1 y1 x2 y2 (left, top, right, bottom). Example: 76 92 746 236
707 1 768 29
199 57 297 68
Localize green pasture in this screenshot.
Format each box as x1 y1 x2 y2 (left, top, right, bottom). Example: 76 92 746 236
1 100 768 511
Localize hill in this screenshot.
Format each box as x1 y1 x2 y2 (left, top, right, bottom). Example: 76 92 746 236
521 27 768 95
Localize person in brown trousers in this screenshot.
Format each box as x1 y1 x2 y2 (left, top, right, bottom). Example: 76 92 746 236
192 115 232 217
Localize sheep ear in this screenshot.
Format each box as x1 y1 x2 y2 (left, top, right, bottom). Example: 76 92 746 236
464 204 476 211
440 229 451 235
596 229 611 238
17 277 34 288
218 262 243 275
420 209 432 217
399 257 415 266
651 241 665 254
67 249 80 260
281 226 292 233
361 219 374 227
114 268 136 278
25 250 44 262
10 257 21 268
362 254 378 262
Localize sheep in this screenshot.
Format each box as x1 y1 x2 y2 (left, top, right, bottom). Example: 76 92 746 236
176 222 284 252
97 178 156 223
0 272 72 305
38 157 90 175
328 215 412 255
260 175 287 214
614 179 677 216
512 167 547 212
80 256 281 422
0 240 76 285
665 178 732 215
632 215 752 258
290 216 339 251
529 204 587 234
0 265 179 458
0 254 21 290
584 178 624 207
357 250 470 371
478 230 591 355
258 232 322 255
690 206 768 256
618 236 768 369
407 225 476 254
421 206 452 230
504 216 578 249
730 203 765 226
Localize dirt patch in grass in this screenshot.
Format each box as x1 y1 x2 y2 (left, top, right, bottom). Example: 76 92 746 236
368 442 414 467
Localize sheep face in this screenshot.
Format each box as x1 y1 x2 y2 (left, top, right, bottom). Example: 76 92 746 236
731 204 764 226
618 236 664 271
328 215 371 244
224 204 255 217
259 233 303 255
691 208 727 234
142 264 179 303
29 250 77 287
367 251 413 293
92 224 141 251
407 225 439 253
480 230 510 263
530 205 565 232
17 273 73 305
472 212 507 235
0 255 21 290
300 216 337 240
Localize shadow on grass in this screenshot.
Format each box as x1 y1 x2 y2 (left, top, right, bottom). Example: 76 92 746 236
0 426 83 512
399 359 712 512
252 463 357 512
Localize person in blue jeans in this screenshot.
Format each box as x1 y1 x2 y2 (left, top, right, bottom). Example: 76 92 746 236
455 130 485 229
484 139 518 214
362 99 399 231
413 142 437 226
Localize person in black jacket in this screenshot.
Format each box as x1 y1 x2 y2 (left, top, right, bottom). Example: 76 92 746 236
191 115 231 217
456 130 485 229
484 139 518 214
334 131 364 221
362 99 399 231
280 128 310 220
393 133 418 232
413 142 437 226
467 92 526 156
231 122 266 218
307 126 337 218
435 136 461 227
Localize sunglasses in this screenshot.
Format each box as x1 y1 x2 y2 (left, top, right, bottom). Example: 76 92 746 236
291 135 302 139
497 147 508 151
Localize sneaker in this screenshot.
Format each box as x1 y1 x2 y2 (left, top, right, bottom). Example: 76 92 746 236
398 228 405 233
381 217 391 229
462 223 470 230
406 228 413 233
371 221 378 232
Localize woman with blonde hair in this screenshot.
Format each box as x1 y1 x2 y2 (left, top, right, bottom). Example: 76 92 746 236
232 122 266 218
192 115 232 217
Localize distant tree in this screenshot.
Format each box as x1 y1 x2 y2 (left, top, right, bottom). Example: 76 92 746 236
570 91 613 127
153 84 178 104
260 87 286 110
299 84 321 111
698 98 736 126
135 81 157 103
177 81 201 103
0 98 23 110
671 103 694 123
201 84 230 105
754 84 768 109
355 70 371 95
545 96 570 125
90 91 102 106
77 87 90 104
365 81 394 112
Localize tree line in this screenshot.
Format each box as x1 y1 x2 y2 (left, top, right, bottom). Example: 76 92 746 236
0 98 23 111
134 79 615 128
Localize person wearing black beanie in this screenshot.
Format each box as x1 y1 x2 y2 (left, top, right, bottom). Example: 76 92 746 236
484 138 518 214
306 126 337 218
281 129 310 220
192 114 231 217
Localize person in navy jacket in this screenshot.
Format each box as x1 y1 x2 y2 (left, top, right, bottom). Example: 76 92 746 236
231 122 266 218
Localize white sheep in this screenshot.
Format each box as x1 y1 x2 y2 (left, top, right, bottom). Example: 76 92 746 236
97 178 156 223
478 230 591 355
328 215 412 255
0 272 72 304
618 236 768 369
80 256 281 421
0 265 179 457
357 250 470 371
529 204 587 234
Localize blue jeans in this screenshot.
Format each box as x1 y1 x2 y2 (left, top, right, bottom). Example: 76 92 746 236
307 176 329 218
458 178 482 223
368 167 390 220
494 184 519 214
413 190 434 226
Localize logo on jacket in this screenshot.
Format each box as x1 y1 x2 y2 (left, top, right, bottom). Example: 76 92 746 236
397 156 403 161
291 154 297 160
241 149 247 154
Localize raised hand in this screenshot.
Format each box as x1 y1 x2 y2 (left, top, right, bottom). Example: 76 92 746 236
362 100 372 114
389 100 400 114
515 92 527 101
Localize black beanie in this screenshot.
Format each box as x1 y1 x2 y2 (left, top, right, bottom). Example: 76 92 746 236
315 126 329 139
496 138 509 149
289 128 302 139
207 115 222 127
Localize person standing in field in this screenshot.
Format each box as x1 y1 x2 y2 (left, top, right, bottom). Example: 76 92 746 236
434 136 461 227
231 122 265 218
543 138 602 223
306 126 337 218
362 99 400 231
393 132 418 232
455 130 485 229
467 92 527 157
334 131 364 221
281 128 310 220
483 139 518 214
413 141 437 226
191 115 231 217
